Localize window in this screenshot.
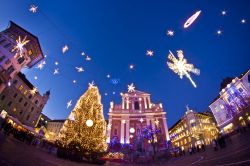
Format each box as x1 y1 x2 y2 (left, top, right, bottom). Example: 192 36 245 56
134 101 140 110
238 88 243 93
35 100 38 105
26 115 30 121
6 65 15 74
248 75 250 83
28 49 33 56
17 56 25 64
13 80 18 85
3 43 11 48
1 95 5 100
7 101 12 106
5 59 11 65
28 95 32 99
0 39 6 45
18 85 23 91
0 55 6 63
13 93 17 98
19 111 23 115
24 102 27 107
19 98 23 103
31 107 34 111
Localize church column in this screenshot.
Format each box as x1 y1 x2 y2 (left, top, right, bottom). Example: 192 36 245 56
120 119 125 144
144 97 147 109
122 97 125 109
146 117 150 126
163 117 170 141
125 118 130 143
151 118 155 129
106 118 112 143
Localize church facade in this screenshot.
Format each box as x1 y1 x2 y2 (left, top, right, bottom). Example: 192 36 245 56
107 83 170 147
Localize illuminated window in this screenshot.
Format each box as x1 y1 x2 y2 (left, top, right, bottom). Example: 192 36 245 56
28 49 33 56
19 85 23 91
13 108 17 112
24 90 28 95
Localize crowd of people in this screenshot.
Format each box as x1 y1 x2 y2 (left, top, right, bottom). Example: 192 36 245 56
0 115 57 154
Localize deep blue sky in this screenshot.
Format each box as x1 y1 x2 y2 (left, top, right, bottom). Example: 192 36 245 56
1 0 250 127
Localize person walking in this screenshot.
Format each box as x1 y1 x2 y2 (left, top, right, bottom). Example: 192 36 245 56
212 139 217 151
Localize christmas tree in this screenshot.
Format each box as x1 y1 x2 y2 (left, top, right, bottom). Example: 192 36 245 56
58 83 107 156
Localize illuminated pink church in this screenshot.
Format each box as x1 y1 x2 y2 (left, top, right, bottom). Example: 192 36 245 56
107 83 170 145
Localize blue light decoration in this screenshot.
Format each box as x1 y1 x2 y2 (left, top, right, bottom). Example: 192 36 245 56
110 78 120 85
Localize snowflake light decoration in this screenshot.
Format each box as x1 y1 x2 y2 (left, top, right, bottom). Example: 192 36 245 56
86 56 91 61
67 100 72 109
167 50 200 88
12 36 30 56
167 30 174 36
75 67 84 72
30 87 38 95
128 83 135 92
146 50 154 56
36 61 46 70
29 5 38 13
54 68 59 75
62 45 69 53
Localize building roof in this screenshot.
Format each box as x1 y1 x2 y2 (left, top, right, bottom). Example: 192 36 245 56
17 72 34 89
49 119 66 123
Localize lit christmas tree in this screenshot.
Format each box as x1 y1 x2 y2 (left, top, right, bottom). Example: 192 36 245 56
58 83 107 159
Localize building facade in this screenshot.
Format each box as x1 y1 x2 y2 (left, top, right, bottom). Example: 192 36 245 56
0 21 44 93
209 69 250 133
47 119 65 141
169 107 218 151
36 113 51 128
107 84 170 148
0 72 50 127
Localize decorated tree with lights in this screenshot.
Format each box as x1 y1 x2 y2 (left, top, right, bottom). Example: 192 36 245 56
58 83 107 160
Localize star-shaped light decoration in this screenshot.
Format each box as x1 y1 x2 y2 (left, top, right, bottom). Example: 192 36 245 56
75 67 84 72
62 45 69 53
167 50 200 88
36 61 46 70
167 30 174 36
139 118 144 123
67 100 72 109
146 50 154 56
54 68 59 75
86 56 91 61
29 5 38 13
12 36 30 56
29 87 38 95
128 83 135 92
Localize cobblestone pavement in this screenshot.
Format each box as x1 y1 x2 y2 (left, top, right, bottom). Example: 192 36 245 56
1 131 250 166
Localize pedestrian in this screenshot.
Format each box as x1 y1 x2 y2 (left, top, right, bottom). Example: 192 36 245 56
201 144 206 151
212 139 217 151
189 147 192 155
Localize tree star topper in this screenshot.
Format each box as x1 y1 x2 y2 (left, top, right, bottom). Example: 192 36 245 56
128 83 135 92
167 50 200 88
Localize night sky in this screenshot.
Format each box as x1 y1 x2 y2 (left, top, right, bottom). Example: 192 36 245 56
1 0 250 127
